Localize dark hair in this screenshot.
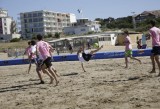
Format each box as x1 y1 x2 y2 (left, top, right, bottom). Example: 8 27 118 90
124 30 129 35
28 41 31 45
30 40 36 46
150 20 156 26
37 34 43 41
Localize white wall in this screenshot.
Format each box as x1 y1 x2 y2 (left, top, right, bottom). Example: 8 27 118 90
63 23 101 35
0 34 21 41
0 10 8 17
2 17 12 34
70 14 77 23
110 34 117 45
63 27 75 35
98 34 117 46
74 26 90 35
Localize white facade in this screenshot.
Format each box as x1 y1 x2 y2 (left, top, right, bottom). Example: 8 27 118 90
63 19 101 35
98 34 117 46
0 8 16 35
20 10 77 39
0 17 12 34
0 8 8 17
70 14 76 23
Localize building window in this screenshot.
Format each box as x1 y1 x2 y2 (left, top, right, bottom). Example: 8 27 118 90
33 13 37 17
25 24 28 28
24 14 27 18
38 13 43 16
39 18 43 22
28 13 32 17
81 28 85 31
39 23 43 27
33 18 38 22
34 23 38 27
39 28 44 32
4 23 6 26
29 19 32 22
24 19 27 23
4 27 7 30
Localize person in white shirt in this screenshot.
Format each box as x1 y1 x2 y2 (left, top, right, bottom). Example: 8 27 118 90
77 44 103 72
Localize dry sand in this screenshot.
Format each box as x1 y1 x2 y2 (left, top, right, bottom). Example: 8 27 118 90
0 41 160 109
0 56 160 109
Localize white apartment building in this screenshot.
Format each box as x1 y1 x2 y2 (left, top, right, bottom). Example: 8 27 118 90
20 10 76 39
0 8 18 41
0 8 13 35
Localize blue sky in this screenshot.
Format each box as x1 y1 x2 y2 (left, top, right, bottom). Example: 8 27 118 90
0 0 160 21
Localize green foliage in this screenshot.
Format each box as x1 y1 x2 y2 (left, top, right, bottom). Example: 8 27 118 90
43 33 53 38
54 32 61 38
10 38 20 42
95 16 160 32
87 31 94 34
47 33 53 38
32 34 37 39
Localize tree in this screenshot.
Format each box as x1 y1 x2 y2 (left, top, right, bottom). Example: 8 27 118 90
54 32 61 38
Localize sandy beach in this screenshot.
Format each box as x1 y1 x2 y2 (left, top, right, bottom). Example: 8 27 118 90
0 41 160 109
0 55 160 109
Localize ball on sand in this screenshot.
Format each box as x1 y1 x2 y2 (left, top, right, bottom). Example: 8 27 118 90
94 43 99 48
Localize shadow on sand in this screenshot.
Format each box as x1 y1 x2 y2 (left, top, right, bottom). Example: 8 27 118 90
0 82 41 93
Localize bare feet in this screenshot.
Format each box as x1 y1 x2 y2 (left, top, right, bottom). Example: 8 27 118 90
49 78 54 84
139 60 142 64
149 70 156 73
157 73 160 77
55 81 59 86
39 80 45 84
54 70 60 77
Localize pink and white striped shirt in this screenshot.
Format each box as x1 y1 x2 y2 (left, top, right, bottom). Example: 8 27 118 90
149 27 160 46
36 40 51 60
25 45 36 59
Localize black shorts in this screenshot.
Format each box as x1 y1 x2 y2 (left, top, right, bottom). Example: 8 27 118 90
29 58 37 64
151 46 160 55
42 57 52 68
82 53 92 61
37 59 43 67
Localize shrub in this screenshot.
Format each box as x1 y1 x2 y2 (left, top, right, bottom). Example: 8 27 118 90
54 32 61 38
10 38 20 42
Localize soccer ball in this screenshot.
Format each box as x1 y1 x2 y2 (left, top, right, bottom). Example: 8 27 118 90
94 43 99 48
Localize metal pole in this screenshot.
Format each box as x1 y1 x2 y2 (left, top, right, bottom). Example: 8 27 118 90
131 12 136 29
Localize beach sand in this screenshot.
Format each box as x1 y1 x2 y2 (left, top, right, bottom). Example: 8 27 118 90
0 56 160 109
0 40 160 109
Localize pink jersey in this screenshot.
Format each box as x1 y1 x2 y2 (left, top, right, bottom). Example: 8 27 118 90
25 46 36 59
125 36 132 50
36 40 51 60
149 27 160 46
25 47 31 58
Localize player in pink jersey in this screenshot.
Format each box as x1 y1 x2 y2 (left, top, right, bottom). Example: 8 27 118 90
148 20 160 76
124 30 141 68
36 34 59 85
24 41 31 59
23 41 36 73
